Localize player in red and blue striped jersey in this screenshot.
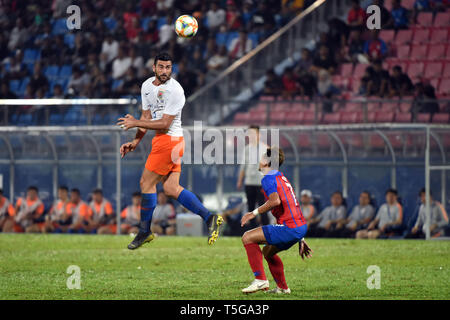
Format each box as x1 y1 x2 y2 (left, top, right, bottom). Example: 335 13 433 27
240 147 313 294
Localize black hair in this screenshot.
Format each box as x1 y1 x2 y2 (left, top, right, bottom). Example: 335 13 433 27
58 186 68 192
249 124 260 131
419 188 432 197
132 191 142 197
393 65 402 72
27 186 38 192
332 191 343 198
266 146 285 168
93 188 103 195
361 190 371 198
0 189 3 195
71 188 80 195
154 52 173 65
385 188 398 196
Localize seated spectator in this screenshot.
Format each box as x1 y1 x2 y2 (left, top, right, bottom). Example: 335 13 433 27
311 45 337 75
13 186 45 233
88 189 115 235
157 14 174 48
0 81 17 99
8 18 28 51
308 191 347 237
112 46 132 79
42 186 71 233
360 60 390 97
117 67 140 96
345 30 365 63
317 69 340 99
406 188 448 238
297 67 317 98
300 190 316 224
28 63 49 96
226 1 243 31
282 67 301 98
347 0 367 31
51 84 65 99
151 192 176 235
251 2 276 34
334 191 375 238
120 192 142 235
362 30 388 63
412 0 432 23
263 69 283 96
176 61 198 97
412 82 440 118
207 45 228 76
391 0 410 30
295 48 313 73
6 51 27 80
67 189 92 233
206 1 226 32
229 29 253 60
372 0 394 29
356 188 403 239
101 33 119 64
388 65 413 97
67 67 90 96
0 188 15 232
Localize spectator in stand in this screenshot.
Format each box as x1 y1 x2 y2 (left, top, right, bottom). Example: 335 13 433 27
229 29 253 60
360 60 390 97
412 82 440 118
263 69 283 96
300 190 316 224
282 67 301 98
406 188 448 238
67 66 90 96
207 45 228 77
327 18 350 54
151 191 176 235
101 33 119 64
28 63 49 96
157 14 174 48
391 0 410 30
42 186 71 233
282 0 305 13
356 188 403 239
373 0 394 29
129 46 145 77
317 69 340 99
176 60 198 97
112 46 132 79
308 191 347 237
144 20 160 45
141 0 157 16
345 29 365 63
50 84 65 99
8 18 28 51
295 48 313 73
388 65 414 97
206 1 226 32
67 188 92 233
0 189 15 232
87 189 115 235
6 51 27 80
117 67 140 96
0 81 17 99
311 45 337 75
120 192 142 235
412 0 432 23
334 191 375 238
226 1 243 31
12 186 45 233
251 2 276 34
362 30 388 63
347 0 367 31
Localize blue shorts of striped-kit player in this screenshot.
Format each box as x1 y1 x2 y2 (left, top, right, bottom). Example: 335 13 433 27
262 224 308 251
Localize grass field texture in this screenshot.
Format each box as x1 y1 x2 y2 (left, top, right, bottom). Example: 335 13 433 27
0 234 449 300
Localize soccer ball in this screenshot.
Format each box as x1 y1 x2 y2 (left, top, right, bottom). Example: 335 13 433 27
175 15 198 38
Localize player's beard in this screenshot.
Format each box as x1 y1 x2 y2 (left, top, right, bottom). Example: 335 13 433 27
156 71 171 84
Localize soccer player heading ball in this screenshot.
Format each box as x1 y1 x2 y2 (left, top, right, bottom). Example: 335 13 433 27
240 147 313 294
117 53 223 249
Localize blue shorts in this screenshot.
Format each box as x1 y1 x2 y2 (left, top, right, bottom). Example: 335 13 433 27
262 224 307 251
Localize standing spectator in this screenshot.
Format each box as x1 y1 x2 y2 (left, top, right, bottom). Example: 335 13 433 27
251 2 276 32
373 0 394 29
282 67 301 98
207 45 228 77
308 191 347 237
206 1 226 32
157 14 174 48
388 65 413 97
347 0 366 31
334 191 375 238
176 61 197 97
356 188 403 239
362 30 388 63
226 1 242 31
120 192 142 235
42 186 71 233
300 190 316 224
406 189 448 238
112 46 132 79
346 30 365 63
391 0 410 30
8 18 28 51
67 189 92 233
151 191 176 235
101 33 119 64
317 69 340 99
236 125 270 227
13 186 45 233
295 48 313 73
129 46 145 77
89 189 115 234
0 189 15 232
229 29 253 60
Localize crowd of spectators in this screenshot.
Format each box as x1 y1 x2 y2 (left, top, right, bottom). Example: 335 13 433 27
0 0 315 103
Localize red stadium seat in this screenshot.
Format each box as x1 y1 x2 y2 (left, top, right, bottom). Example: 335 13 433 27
433 12 450 27
416 113 431 123
430 28 448 44
396 45 411 58
302 111 317 124
430 78 440 91
274 102 291 111
412 29 430 44
416 12 433 28
285 111 304 125
340 63 354 77
432 113 450 123
407 62 425 79
270 111 287 125
395 30 413 45
375 111 394 122
234 112 251 125
317 134 332 148
344 101 363 112
443 62 450 78
367 112 377 123
297 134 311 148
438 79 450 95
340 111 362 123
259 95 275 101
410 45 427 60
424 62 443 79
379 30 395 43
367 102 381 112
345 133 364 148
370 135 385 148
291 102 310 112
395 112 412 123
427 44 446 60
322 113 341 124
380 101 399 112
402 0 415 9
353 64 368 79
399 102 412 113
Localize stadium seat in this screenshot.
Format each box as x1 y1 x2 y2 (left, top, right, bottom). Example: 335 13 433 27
52 18 68 35
285 111 304 125
233 112 251 125
322 113 341 124
395 112 412 123
395 30 413 45
259 95 275 101
433 12 450 27
416 12 433 28
248 33 259 47
302 111 316 124
443 62 450 78
353 64 368 79
430 28 448 44
59 65 72 79
379 30 395 43
396 45 410 58
249 111 267 125
416 113 431 123
367 102 381 112
215 32 228 46
23 49 40 63
9 79 21 94
407 62 425 79
438 79 450 95
141 17 152 31
103 17 117 30
340 63 353 77
424 62 443 79
367 112 377 123
297 134 311 148
427 44 446 60
44 65 60 81
412 29 430 44
156 17 167 30
370 135 385 148
375 111 394 123
64 34 75 49
291 102 310 112
344 101 363 112
410 45 427 60
432 113 450 123
399 101 413 113
340 111 362 123
18 77 29 97
270 111 287 125
380 101 399 112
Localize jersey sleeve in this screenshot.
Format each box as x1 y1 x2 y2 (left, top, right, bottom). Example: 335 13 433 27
164 86 185 116
141 83 151 111
261 175 278 197
120 208 128 219
105 202 114 215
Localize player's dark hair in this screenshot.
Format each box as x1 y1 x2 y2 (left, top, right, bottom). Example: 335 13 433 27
386 188 398 196
132 191 142 197
154 52 173 65
419 188 432 197
0 188 3 195
71 188 80 195
361 190 371 198
266 147 284 168
93 188 103 195
332 191 343 198
27 186 38 192
58 186 68 192
249 124 260 132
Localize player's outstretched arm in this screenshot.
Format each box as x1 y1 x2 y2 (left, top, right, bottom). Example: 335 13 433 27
117 113 175 131
240 193 281 227
118 110 151 158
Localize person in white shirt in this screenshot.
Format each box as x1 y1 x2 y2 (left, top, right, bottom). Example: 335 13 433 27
229 29 253 60
206 2 226 31
309 191 347 237
117 52 223 250
112 46 132 79
101 34 119 63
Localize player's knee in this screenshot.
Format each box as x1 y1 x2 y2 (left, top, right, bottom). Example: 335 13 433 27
241 231 252 245
162 183 179 198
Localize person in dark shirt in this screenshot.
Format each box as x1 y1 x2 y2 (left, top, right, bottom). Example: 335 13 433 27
361 60 390 97
263 69 282 96
412 83 440 118
391 0 409 30
388 65 413 97
373 0 394 29
346 29 365 63
311 45 337 75
28 63 49 95
175 61 197 97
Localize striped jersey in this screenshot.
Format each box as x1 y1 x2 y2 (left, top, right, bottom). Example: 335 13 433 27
261 170 306 228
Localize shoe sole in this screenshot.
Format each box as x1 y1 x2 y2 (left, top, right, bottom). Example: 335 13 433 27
127 234 155 250
242 287 269 294
208 215 224 245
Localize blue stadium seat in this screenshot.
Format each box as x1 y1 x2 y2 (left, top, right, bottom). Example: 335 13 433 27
103 17 117 30
215 32 228 46
44 65 60 81
63 108 79 125
141 17 152 31
248 33 259 48
25 62 35 74
49 113 63 125
226 32 239 50
23 49 40 63
18 77 30 97
58 65 72 79
112 79 123 90
64 34 75 49
156 17 167 30
52 18 68 35
9 80 21 94
17 114 34 126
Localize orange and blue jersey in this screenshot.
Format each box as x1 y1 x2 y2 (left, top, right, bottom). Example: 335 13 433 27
261 170 306 228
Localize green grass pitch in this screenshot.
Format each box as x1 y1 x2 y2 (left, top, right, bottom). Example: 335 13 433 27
0 234 449 300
